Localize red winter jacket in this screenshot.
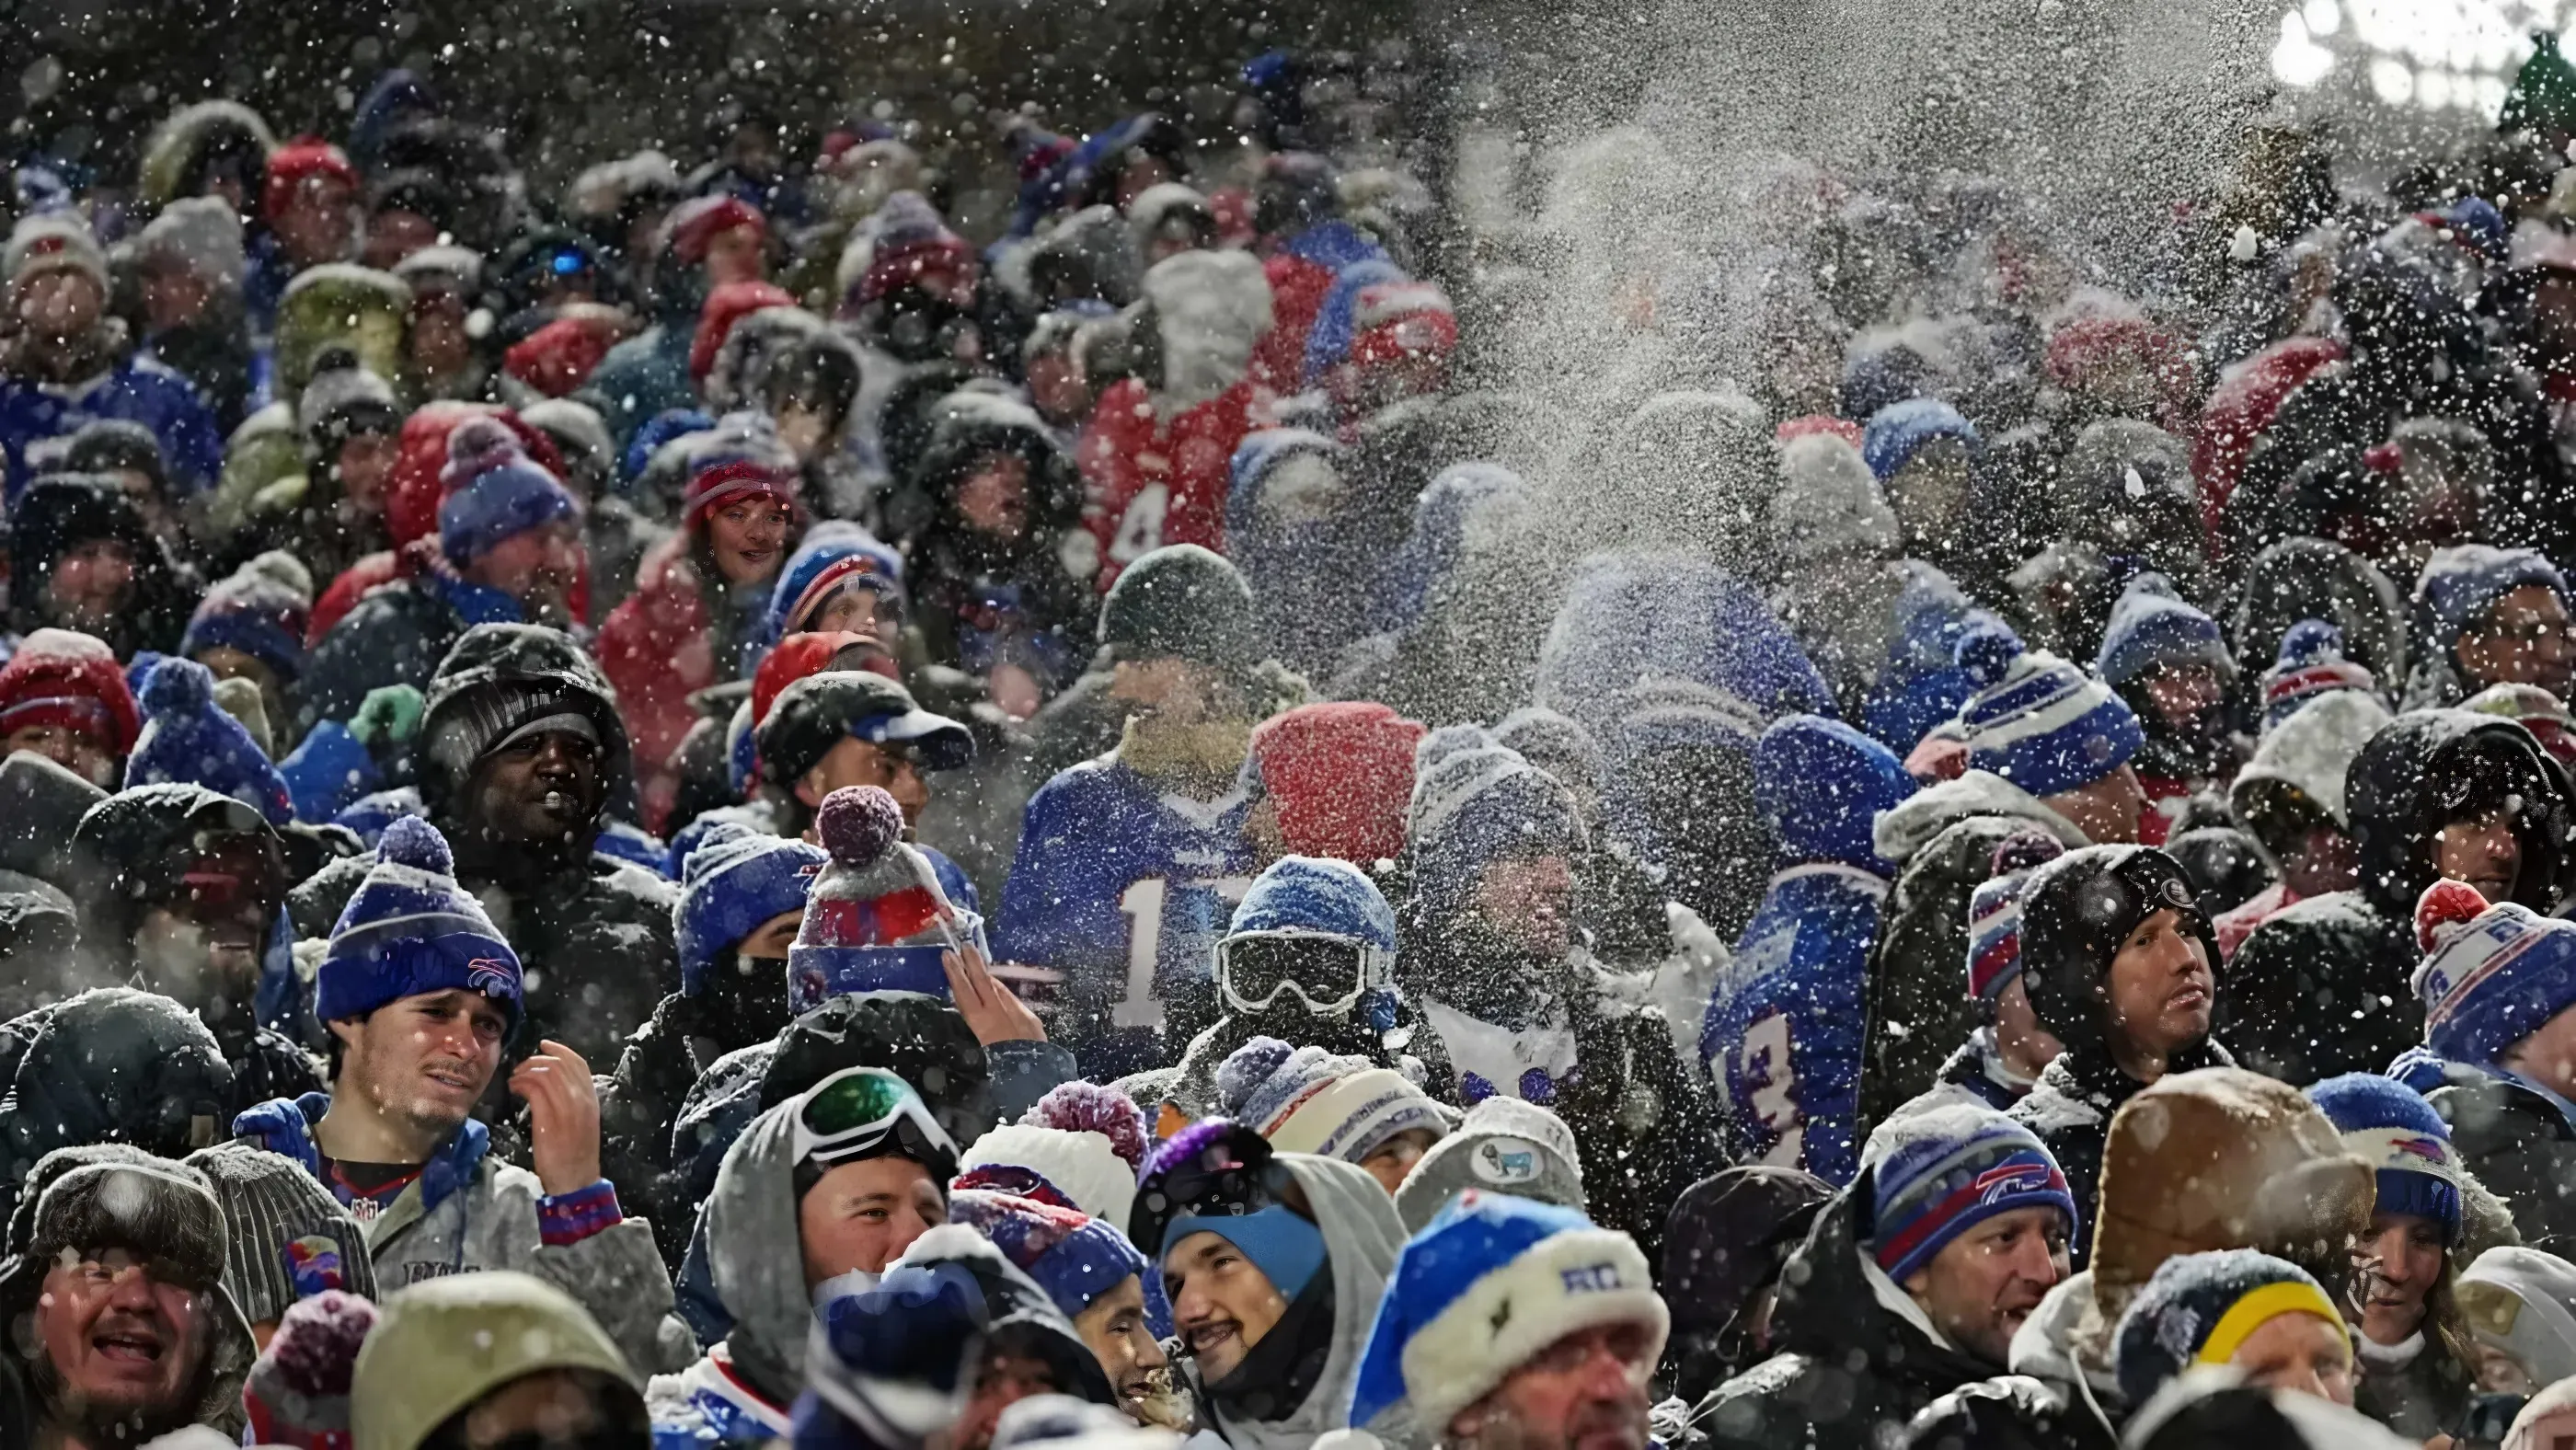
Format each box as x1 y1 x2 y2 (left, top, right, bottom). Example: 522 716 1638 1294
597 534 717 830
1250 251 1336 393
1075 375 1267 593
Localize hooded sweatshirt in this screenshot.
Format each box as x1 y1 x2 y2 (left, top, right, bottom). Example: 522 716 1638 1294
1702 717 1915 1185
2224 710 2568 1086
1181 1152 1407 1450
2214 688 2394 957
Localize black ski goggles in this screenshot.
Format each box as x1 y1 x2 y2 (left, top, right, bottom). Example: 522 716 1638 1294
1213 930 1391 1016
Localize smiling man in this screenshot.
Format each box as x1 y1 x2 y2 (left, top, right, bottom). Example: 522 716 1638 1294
234 815 676 1378
1 1147 258 1449
1130 1119 1403 1448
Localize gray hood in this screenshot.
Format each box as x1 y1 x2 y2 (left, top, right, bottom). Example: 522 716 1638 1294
1203 1153 1409 1450
704 1095 819 1406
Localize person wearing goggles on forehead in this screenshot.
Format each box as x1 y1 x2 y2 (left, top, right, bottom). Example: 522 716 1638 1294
1162 855 1452 1122
0 1146 259 1447
1129 1120 1403 1450
2007 845 2229 1263
651 1064 960 1445
235 817 677 1379
70 782 320 1111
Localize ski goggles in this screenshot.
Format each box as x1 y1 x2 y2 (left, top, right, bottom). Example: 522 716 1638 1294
1213 930 1391 1016
794 1066 960 1182
1130 1121 1276 1257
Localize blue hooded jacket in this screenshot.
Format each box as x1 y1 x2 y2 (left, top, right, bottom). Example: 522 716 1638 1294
1699 715 1915 1186
1857 563 2006 755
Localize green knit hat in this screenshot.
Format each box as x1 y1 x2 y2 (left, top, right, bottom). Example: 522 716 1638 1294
2501 32 2576 138
1098 543 1260 668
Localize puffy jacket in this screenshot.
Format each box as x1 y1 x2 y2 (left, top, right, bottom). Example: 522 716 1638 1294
0 351 222 498
1696 1182 2002 1450
234 1091 684 1375
2223 711 2567 1086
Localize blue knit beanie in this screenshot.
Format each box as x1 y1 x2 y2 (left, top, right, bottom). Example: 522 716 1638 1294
765 523 906 648
315 816 523 1029
438 433 579 567
1954 628 2143 798
126 657 293 825
2095 575 2234 689
1405 745 1587 923
2260 619 2378 732
2416 545 2568 651
2412 880 2576 1069
2304 1073 2462 1243
1862 397 1981 481
947 1188 1147 1322
673 822 828 995
1225 855 1397 949
1866 1103 2076 1285
180 553 311 685
2111 1249 2342 1409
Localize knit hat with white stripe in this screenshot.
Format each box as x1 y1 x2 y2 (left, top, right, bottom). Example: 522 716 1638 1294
1967 830 2067 1003
1865 1103 2077 1284
1347 1192 1666 1439
2303 1073 2462 1242
1214 1037 1453 1165
2260 620 2378 733
314 815 523 1029
2411 879 2576 1068
1954 627 2142 798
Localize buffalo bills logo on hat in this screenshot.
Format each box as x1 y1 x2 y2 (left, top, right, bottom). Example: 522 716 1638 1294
466 957 518 995
797 862 823 880
282 1235 347 1298
1974 1160 2055 1206
2389 1134 2451 1166
2156 877 2193 909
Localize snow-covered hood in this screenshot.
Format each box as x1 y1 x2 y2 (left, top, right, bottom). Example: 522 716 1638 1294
1872 768 2087 866
1754 714 1915 872
2229 687 2393 830
1144 248 1273 415
703 1093 822 1405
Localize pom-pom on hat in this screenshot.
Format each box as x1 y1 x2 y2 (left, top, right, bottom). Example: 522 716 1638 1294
954 1080 1151 1227
1955 632 2143 799
436 421 579 567
2304 1073 2462 1243
787 785 980 1009
126 657 295 824
1347 1192 1666 1440
2410 880 2576 1067
315 816 523 1029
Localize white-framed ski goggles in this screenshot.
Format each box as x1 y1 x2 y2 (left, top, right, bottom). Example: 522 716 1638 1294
1213 930 1394 1016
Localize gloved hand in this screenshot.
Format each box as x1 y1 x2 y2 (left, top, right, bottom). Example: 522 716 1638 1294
348 684 426 750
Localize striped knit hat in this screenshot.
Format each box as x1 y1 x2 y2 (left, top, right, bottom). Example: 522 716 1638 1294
2411 880 2576 1069
2259 620 2377 733
787 785 977 1010
2111 1249 2342 1408
1954 627 2142 799
2304 1074 2462 1242
682 414 800 533
183 1143 378 1327
1214 1037 1452 1165
314 816 522 1028
1967 830 2068 1002
1865 1103 2076 1284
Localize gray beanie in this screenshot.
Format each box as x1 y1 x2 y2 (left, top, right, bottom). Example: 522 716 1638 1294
136 197 247 291
184 1143 378 1327
1098 544 1259 669
1394 1095 1587 1234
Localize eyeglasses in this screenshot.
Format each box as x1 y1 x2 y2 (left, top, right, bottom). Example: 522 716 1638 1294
795 1066 960 1180
1213 931 1390 1016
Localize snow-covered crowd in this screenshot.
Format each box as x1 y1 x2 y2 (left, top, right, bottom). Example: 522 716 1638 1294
22 24 2576 1450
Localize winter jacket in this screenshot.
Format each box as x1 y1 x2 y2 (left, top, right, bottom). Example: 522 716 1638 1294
1702 717 1915 1184
1176 1152 1407 1450
2352 1330 2475 1443
899 394 1098 693
648 1081 852 1443
1857 771 2088 1140
1900 1273 2122 1450
586 320 699 452
2223 711 2566 1086
1405 934 1722 1273
598 535 771 830
233 1091 683 1375
0 350 222 498
2414 1056 2576 1257
602 973 796 1264
2009 1037 2236 1270
1696 1184 2003 1450
1077 374 1267 591
1926 1028 2035 1113
1253 222 1386 392
297 562 525 736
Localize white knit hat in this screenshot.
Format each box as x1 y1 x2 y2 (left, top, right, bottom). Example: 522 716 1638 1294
953 1123 1138 1229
